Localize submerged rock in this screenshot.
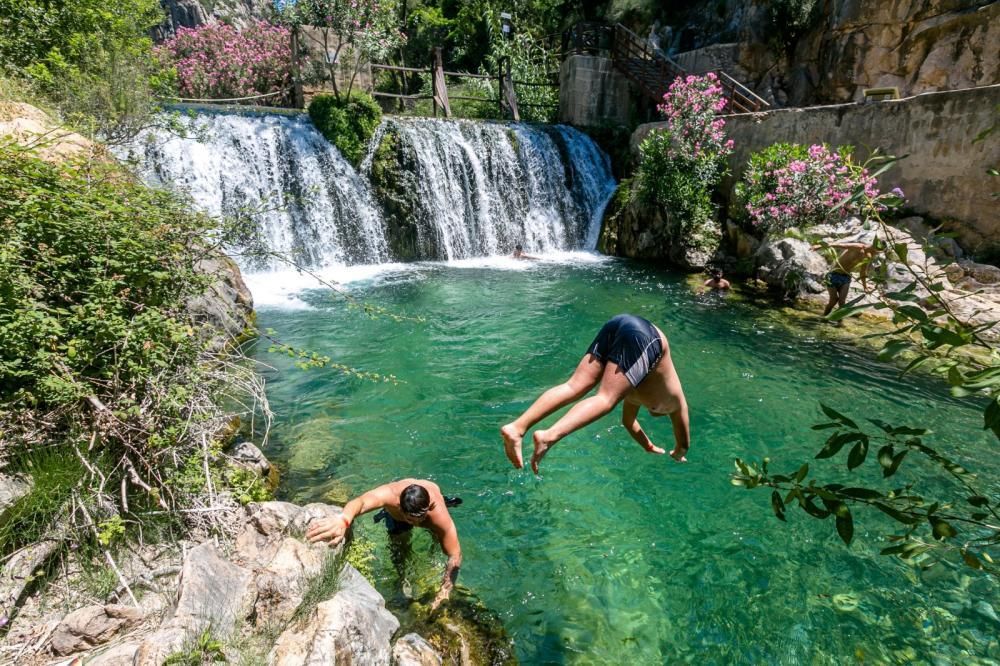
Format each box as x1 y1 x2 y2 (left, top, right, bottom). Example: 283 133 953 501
393 632 443 665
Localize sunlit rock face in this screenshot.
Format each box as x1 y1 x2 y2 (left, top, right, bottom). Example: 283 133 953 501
622 0 998 107
153 0 275 41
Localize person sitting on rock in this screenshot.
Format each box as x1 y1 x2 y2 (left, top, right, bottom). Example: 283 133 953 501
703 268 731 291
307 479 462 611
501 313 690 475
811 238 879 316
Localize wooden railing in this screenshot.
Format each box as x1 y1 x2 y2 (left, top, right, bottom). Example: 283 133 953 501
610 23 685 100
370 49 557 121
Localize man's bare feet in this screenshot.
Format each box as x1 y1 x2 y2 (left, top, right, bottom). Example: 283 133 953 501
501 423 524 469
669 446 688 463
645 444 666 455
530 430 553 475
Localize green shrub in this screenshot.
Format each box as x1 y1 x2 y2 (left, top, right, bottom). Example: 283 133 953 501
0 145 212 412
0 0 173 141
308 93 382 166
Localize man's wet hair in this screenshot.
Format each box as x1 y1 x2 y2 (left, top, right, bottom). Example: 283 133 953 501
400 484 432 518
515 244 523 251
710 268 723 279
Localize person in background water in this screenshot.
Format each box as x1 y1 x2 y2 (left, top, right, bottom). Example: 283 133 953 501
703 268 731 291
501 314 690 474
811 238 879 316
307 479 462 611
512 243 539 260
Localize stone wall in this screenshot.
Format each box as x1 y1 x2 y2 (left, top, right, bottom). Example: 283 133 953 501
632 84 1000 253
558 55 647 128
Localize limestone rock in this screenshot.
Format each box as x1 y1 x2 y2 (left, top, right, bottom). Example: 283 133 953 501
154 0 276 41
598 185 720 270
49 604 144 656
188 254 255 352
234 501 346 625
393 633 443 666
0 473 30 514
268 565 400 665
84 640 142 665
235 501 345 568
0 102 104 163
229 440 271 477
754 237 828 295
133 542 255 665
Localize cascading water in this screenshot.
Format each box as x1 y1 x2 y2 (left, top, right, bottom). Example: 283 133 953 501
121 109 616 268
372 118 616 260
119 110 389 271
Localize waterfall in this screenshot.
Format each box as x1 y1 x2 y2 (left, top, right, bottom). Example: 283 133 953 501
121 109 615 268
372 118 616 260
119 110 389 271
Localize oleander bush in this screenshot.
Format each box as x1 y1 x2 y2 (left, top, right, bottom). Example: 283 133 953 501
734 142 888 235
157 21 293 105
634 73 734 247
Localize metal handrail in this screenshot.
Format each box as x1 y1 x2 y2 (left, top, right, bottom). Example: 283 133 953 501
606 22 769 113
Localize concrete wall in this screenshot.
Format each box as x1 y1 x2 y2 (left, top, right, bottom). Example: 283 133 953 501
633 84 1000 251
559 55 644 128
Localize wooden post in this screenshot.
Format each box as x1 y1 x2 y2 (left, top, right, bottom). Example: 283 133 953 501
291 27 305 109
501 56 520 122
431 47 451 118
431 50 438 118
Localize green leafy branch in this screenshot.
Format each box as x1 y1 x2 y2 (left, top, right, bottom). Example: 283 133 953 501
261 329 400 384
733 406 999 573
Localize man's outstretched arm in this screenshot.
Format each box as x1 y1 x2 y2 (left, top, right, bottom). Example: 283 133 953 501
307 485 390 547
669 402 690 462
621 401 665 454
430 523 462 611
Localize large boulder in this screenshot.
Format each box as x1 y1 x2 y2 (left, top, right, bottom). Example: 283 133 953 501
187 254 255 352
233 501 347 625
133 542 255 665
598 183 720 271
753 237 828 295
268 565 400 665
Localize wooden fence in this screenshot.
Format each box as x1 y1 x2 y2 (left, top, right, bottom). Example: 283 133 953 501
370 48 559 121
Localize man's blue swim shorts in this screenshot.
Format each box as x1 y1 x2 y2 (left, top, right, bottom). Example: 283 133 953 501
586 314 664 387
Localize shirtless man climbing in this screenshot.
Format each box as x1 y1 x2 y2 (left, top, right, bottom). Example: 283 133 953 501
501 314 690 474
307 479 462 611
812 239 879 316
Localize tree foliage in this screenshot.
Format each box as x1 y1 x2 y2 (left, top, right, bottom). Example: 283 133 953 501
0 0 173 141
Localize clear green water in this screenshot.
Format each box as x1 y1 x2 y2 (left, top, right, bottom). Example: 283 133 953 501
250 257 1000 664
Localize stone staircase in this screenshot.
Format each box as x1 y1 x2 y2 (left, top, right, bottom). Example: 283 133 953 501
609 23 768 113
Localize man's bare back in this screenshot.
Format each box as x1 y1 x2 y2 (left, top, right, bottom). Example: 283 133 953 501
626 327 684 416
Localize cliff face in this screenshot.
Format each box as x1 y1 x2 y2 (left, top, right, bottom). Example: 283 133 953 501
775 0 999 105
153 0 276 40
645 0 998 106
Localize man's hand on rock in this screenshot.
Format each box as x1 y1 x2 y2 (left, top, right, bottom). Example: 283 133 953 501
306 515 351 548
